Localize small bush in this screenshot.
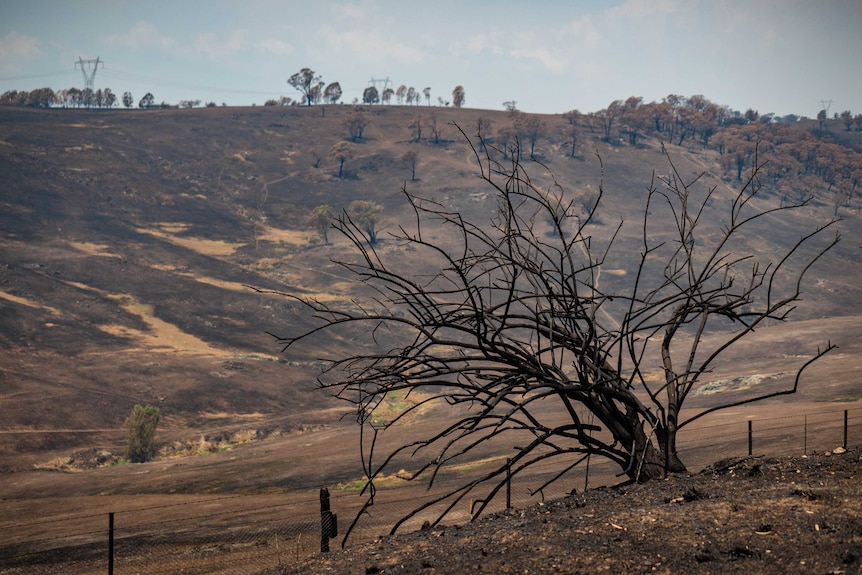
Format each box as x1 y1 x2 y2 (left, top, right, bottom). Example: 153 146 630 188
125 404 160 463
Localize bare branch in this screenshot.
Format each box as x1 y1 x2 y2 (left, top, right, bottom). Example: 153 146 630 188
268 126 838 538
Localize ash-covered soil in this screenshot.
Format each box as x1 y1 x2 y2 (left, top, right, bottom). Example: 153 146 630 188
278 449 861 575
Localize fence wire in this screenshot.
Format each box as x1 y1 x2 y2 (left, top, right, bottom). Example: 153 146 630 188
1 406 859 574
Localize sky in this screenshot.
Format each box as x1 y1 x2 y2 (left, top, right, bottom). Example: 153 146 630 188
1 0 860 117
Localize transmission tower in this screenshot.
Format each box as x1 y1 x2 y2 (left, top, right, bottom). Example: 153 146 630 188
369 77 391 93
819 99 833 116
76 57 103 93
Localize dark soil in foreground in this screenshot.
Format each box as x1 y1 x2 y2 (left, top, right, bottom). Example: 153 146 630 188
279 449 861 575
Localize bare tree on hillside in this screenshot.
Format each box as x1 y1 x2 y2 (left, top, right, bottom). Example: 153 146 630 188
429 112 441 144
563 123 579 158
401 149 419 181
476 116 493 151
408 114 423 142
520 115 546 158
288 68 322 106
597 100 622 141
270 130 838 536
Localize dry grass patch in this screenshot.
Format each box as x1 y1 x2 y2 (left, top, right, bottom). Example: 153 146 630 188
257 225 316 247
146 263 259 293
189 275 257 293
104 294 231 355
695 372 785 395
198 411 267 420
0 290 62 315
161 427 272 458
67 240 120 257
233 150 255 162
136 223 245 256
32 456 85 473
370 390 441 426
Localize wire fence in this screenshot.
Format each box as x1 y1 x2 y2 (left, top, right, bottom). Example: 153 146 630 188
1 406 859 575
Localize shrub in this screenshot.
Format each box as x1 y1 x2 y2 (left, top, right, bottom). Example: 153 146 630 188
125 404 160 463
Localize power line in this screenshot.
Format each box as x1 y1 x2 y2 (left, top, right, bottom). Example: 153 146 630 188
1 67 285 98
0 70 76 82
99 68 284 96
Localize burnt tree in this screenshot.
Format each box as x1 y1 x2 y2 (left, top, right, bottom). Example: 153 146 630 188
269 131 838 534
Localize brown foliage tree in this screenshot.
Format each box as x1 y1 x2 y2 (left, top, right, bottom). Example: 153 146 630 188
344 111 370 142
307 204 334 243
329 141 355 178
452 85 465 108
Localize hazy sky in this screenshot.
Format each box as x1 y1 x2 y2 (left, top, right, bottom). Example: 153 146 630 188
1 0 860 116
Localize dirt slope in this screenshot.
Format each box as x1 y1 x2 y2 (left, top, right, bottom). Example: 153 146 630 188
279 449 862 575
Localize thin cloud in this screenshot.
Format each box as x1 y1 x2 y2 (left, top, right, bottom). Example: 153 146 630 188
255 38 294 57
510 47 567 74
0 31 41 71
452 34 505 58
317 25 425 65
193 29 250 60
608 0 683 20
104 21 177 51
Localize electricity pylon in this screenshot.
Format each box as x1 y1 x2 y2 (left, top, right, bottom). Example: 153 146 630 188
369 77 391 93
76 57 103 108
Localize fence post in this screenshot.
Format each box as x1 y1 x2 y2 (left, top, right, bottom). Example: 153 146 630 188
320 488 337 553
803 415 808 455
748 420 753 456
844 410 849 449
506 458 512 510
108 512 114 575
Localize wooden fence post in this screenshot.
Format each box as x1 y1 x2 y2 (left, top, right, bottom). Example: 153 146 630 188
748 420 753 456
506 458 512 510
108 512 114 575
844 410 849 450
320 488 337 553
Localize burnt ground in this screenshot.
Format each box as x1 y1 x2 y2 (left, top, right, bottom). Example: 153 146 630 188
279 449 861 575
2 107 862 575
